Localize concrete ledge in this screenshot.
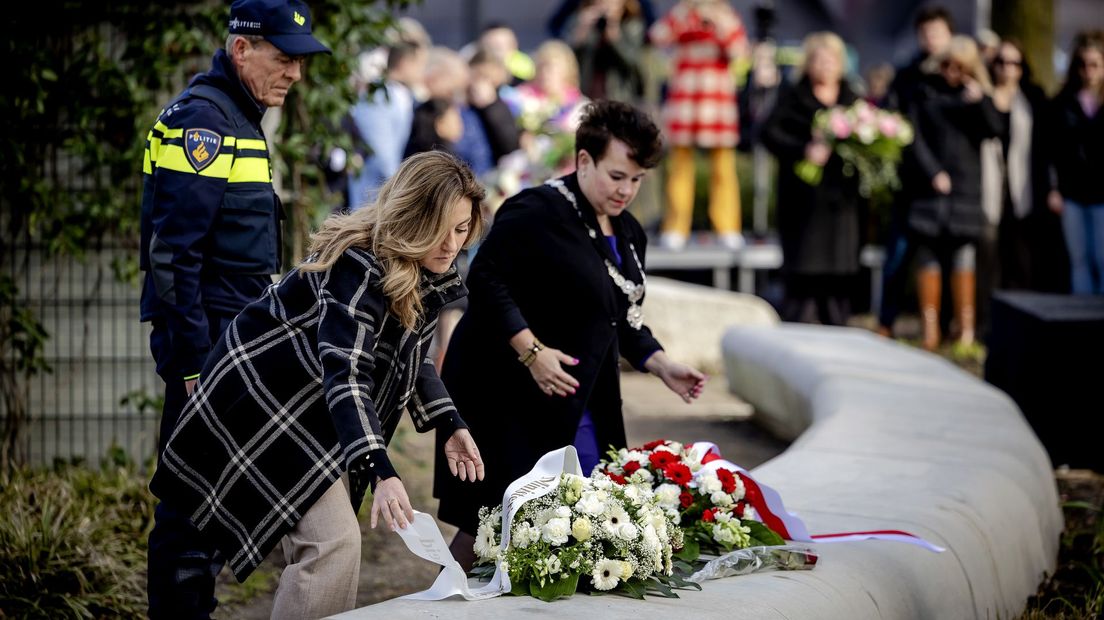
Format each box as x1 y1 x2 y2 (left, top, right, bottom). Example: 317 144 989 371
719 323 1062 619
338 324 1061 619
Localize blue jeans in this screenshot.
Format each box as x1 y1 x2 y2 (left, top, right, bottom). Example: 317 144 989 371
1061 200 1104 294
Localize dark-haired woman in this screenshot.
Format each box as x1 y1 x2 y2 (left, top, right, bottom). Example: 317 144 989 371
434 101 707 569
1050 32 1104 295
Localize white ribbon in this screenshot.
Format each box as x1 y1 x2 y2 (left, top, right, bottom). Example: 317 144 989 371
396 446 582 600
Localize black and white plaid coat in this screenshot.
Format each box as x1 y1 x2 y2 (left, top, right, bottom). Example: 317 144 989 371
150 247 467 580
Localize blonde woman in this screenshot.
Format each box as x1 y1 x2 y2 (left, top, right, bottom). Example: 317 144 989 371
761 31 861 326
517 40 587 133
908 35 1004 349
149 151 487 619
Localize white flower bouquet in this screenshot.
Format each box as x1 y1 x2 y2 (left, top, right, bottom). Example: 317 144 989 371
472 471 698 601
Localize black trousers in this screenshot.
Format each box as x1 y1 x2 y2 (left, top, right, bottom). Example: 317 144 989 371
147 312 234 620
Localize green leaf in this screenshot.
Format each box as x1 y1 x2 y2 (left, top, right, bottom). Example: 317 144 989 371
744 520 786 547
528 571 580 602
674 536 701 563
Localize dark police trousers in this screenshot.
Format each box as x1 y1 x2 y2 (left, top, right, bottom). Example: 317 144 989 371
147 312 233 620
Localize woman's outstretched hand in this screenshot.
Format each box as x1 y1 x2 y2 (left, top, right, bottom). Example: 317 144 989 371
644 350 708 404
443 428 485 482
371 476 414 531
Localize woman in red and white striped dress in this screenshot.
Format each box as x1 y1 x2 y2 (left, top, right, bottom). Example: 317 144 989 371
650 0 748 250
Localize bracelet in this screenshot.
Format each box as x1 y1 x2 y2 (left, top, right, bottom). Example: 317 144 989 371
518 338 544 367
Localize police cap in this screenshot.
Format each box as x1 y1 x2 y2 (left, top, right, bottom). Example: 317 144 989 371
229 0 332 56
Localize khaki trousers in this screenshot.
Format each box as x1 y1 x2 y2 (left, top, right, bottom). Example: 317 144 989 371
271 477 361 620
662 146 742 236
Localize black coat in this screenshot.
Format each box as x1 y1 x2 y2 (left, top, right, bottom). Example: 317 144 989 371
433 174 663 534
1051 87 1104 205
762 77 861 275
906 82 1006 239
150 248 467 580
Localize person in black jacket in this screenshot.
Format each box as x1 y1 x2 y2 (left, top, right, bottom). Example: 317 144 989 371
150 151 486 619
762 32 861 326
987 40 1069 295
907 35 1004 350
434 101 707 571
877 5 953 337
1050 31 1104 295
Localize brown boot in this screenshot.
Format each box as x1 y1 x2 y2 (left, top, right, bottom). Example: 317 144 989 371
917 267 941 351
952 269 976 346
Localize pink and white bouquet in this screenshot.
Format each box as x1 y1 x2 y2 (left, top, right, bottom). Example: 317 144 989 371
795 100 914 204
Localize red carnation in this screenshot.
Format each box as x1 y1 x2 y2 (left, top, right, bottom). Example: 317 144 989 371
702 508 715 522
664 462 692 487
643 439 667 450
717 468 738 494
607 472 627 485
679 490 694 508
623 461 642 475
649 450 680 470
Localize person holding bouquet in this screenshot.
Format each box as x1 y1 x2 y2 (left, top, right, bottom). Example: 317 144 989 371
434 101 707 571
150 152 487 619
761 32 861 326
906 35 1004 350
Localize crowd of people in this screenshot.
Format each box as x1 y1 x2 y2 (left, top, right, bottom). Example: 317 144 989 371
137 1 1101 617
332 2 1102 347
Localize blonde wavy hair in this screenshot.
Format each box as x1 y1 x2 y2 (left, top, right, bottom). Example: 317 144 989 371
798 31 848 81
926 34 992 92
300 151 486 329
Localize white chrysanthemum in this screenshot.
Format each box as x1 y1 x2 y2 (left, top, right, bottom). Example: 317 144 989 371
653 483 681 510
630 468 654 484
513 522 541 548
698 474 722 495
554 505 572 519
592 477 613 491
714 510 734 523
474 522 498 561
542 517 571 545
572 517 593 541
576 490 608 516
711 491 735 507
591 558 622 591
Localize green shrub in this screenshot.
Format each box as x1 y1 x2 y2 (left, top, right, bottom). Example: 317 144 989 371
0 463 155 618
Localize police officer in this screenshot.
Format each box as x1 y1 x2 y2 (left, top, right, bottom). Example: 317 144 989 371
139 1 329 617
